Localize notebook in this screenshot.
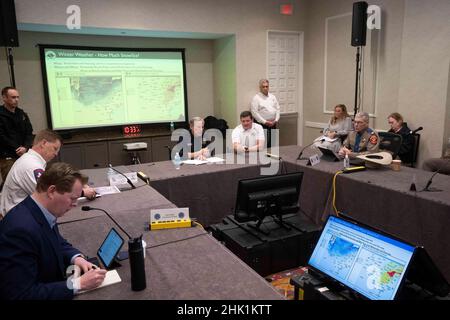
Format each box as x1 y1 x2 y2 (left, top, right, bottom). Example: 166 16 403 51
76 269 122 295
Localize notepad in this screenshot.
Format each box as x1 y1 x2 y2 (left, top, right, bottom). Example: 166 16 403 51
76 269 122 295
182 157 225 165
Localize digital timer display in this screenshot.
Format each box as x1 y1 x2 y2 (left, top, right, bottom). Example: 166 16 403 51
122 125 142 136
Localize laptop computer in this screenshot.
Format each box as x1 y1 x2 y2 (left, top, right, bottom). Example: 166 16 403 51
307 215 450 299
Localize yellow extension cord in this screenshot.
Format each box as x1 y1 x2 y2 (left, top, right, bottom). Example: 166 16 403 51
332 170 344 216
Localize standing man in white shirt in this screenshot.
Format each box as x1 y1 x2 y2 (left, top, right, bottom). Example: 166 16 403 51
251 79 280 149
232 111 265 153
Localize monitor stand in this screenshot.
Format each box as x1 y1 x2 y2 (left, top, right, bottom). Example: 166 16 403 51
247 218 270 236
272 214 292 231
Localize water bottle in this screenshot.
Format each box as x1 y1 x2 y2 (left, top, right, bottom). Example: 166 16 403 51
170 121 174 132
343 154 350 169
128 236 146 291
173 152 181 170
107 167 115 185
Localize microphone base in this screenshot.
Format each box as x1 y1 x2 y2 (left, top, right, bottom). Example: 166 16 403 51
423 187 442 192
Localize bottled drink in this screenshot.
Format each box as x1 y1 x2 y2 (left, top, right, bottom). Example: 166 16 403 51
343 154 350 169
170 121 174 132
173 152 181 170
128 236 146 291
107 167 115 185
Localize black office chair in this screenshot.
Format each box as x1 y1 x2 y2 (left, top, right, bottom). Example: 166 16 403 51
407 133 420 168
378 132 403 159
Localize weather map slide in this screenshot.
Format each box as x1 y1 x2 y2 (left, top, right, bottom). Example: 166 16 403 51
41 47 186 130
308 216 415 300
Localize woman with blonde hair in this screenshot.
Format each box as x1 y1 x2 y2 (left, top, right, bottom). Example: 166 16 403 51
314 104 353 152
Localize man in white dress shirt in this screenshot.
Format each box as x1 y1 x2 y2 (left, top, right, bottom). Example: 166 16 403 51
251 79 280 148
232 111 265 153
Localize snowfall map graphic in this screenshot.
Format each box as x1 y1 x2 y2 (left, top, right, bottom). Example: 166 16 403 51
317 234 405 300
348 248 405 300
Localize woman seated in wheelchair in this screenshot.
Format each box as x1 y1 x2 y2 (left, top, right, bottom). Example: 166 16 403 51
314 104 353 153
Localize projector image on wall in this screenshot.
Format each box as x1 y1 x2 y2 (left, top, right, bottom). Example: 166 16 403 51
123 142 148 150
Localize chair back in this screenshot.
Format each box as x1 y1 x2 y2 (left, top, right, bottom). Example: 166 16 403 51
378 131 403 159
409 133 420 167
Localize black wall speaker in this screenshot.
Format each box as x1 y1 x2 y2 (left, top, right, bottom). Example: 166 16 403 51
351 1 368 47
0 0 19 47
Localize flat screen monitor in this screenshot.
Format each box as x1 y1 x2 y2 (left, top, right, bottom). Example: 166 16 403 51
234 172 303 230
308 215 415 300
39 45 188 131
97 228 125 269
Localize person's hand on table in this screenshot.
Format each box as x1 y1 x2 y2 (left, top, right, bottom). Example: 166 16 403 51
82 185 97 200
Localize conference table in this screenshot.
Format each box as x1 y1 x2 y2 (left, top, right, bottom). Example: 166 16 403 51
58 145 450 299
59 167 283 300
127 145 450 282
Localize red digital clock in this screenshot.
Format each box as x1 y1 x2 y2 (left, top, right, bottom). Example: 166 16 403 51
122 124 142 136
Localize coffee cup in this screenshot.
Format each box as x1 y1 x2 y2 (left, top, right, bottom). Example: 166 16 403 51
391 159 401 171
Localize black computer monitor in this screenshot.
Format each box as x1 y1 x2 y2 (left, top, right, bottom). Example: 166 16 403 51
234 172 303 234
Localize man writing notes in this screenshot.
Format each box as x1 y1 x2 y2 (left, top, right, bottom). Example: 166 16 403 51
0 163 106 300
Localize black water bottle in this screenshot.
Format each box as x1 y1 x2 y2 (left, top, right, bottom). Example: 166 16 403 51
128 235 146 291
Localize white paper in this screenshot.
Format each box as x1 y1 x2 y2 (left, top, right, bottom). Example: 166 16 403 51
182 157 225 165
76 269 122 295
109 172 138 186
94 186 121 196
206 157 225 163
182 159 208 165
315 135 338 143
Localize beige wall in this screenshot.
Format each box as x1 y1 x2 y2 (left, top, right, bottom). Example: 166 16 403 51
303 0 450 166
4 0 449 162
14 0 306 127
397 0 450 163
213 36 237 128
0 31 214 131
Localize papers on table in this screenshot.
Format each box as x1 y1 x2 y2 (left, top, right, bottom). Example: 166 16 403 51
109 172 138 186
94 186 121 196
315 135 339 143
76 269 122 295
182 157 225 165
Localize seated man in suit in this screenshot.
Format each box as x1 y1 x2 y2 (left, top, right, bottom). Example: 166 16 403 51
0 129 96 217
339 112 380 158
232 111 265 153
0 162 106 300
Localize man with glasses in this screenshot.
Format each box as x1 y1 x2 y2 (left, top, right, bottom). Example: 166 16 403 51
339 112 379 158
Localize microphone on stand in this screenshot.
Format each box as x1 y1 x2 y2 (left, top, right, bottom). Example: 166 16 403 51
409 126 423 135
82 206 147 290
82 206 131 239
109 164 136 189
297 139 324 160
421 159 450 192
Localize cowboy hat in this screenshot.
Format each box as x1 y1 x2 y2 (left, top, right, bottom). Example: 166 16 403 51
356 152 393 168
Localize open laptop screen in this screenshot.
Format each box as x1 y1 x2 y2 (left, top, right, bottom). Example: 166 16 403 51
308 215 415 300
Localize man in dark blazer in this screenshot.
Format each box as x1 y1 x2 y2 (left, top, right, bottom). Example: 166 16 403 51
0 162 106 300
